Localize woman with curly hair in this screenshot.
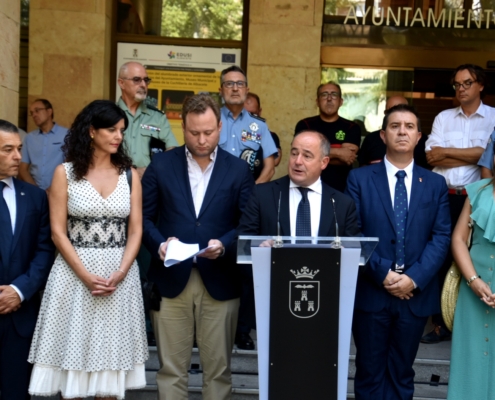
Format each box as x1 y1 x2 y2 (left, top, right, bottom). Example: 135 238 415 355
28 100 148 399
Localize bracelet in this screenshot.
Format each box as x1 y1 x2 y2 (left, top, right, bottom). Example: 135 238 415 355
116 269 126 276
466 275 480 286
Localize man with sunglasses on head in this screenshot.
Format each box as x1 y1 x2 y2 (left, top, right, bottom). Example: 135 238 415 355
295 81 361 193
117 61 178 179
19 99 68 191
423 64 495 344
218 66 278 185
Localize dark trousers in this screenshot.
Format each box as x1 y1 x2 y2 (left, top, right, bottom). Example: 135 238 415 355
236 264 256 335
431 193 466 330
0 314 32 400
353 301 428 400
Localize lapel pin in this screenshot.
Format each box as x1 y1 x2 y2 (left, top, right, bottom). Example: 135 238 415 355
20 192 25 196
419 178 422 183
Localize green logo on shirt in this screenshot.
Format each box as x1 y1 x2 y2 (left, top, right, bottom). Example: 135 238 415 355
335 130 345 140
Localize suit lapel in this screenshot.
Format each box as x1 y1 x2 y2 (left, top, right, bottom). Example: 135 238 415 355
11 179 26 254
198 149 229 218
372 162 396 232
406 164 426 230
274 176 291 236
318 184 333 236
173 148 196 217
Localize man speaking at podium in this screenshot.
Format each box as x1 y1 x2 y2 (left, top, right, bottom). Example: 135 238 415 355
237 130 359 238
345 105 450 399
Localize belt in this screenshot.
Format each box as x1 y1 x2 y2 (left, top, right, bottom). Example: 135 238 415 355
448 188 467 195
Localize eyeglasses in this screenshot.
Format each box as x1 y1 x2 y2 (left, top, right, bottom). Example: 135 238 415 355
318 91 340 100
120 77 152 85
453 80 477 91
29 108 47 116
222 81 247 89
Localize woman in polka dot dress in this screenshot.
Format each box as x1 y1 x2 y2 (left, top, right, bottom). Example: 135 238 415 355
28 100 148 399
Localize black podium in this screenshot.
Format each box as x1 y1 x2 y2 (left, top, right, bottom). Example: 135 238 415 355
237 236 377 400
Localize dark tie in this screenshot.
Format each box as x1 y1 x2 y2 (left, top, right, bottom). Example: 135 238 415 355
0 182 13 264
394 170 408 271
296 187 311 238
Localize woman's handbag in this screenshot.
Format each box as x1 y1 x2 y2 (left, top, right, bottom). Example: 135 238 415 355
441 219 473 331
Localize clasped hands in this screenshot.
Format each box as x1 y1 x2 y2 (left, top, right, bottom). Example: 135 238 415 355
383 271 415 300
469 278 495 308
159 237 225 261
83 270 125 297
0 286 22 314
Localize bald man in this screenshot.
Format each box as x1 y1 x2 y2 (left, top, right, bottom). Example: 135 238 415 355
358 96 428 168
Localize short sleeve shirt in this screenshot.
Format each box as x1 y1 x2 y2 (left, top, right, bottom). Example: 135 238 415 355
118 98 178 168
219 107 278 159
478 129 495 170
21 123 68 190
294 115 361 192
425 102 495 188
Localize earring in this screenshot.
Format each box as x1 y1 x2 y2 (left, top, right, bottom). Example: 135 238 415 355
90 135 94 139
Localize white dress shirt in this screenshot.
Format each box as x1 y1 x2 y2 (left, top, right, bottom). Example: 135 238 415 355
289 178 322 238
1 177 24 301
425 102 495 188
384 156 413 207
383 157 416 286
186 146 217 217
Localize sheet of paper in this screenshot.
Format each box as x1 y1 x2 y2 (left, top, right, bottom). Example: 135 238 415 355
164 240 214 267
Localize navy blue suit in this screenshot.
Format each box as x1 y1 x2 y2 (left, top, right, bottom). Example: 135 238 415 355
142 145 254 301
0 179 54 400
345 162 450 400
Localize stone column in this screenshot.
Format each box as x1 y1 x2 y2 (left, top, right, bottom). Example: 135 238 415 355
247 0 324 178
0 1 20 124
28 0 113 131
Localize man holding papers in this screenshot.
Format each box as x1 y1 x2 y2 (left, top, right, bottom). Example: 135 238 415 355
142 94 254 400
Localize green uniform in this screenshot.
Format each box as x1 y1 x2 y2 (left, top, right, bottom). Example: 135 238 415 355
118 98 178 168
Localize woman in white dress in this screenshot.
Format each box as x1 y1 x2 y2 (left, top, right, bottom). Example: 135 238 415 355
28 100 148 399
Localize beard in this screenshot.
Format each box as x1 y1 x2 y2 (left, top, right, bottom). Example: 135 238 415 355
134 90 147 103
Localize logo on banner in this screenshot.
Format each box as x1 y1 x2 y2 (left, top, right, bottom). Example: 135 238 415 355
290 267 320 318
167 51 176 59
133 49 138 58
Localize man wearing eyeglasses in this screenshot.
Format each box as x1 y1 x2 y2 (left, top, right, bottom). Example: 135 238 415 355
423 64 495 344
218 66 278 185
19 99 68 191
117 61 178 179
295 82 361 193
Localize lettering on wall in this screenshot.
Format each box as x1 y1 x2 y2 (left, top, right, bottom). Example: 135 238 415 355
343 6 495 29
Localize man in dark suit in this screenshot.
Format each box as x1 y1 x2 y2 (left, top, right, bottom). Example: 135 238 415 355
142 94 254 400
345 105 451 399
0 120 54 399
237 130 360 238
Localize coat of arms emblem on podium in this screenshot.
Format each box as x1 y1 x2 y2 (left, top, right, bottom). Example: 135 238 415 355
289 266 320 318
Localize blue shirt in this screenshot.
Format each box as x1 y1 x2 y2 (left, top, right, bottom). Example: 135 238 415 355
21 123 68 190
478 129 495 171
219 107 277 159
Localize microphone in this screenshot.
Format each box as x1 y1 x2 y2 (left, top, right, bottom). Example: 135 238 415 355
273 191 283 248
331 197 341 249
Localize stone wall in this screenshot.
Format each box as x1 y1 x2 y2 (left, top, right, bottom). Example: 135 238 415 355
0 0 20 125
27 0 112 132
247 0 324 178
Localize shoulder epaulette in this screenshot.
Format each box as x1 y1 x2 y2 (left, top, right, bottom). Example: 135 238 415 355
146 104 165 114
247 112 266 123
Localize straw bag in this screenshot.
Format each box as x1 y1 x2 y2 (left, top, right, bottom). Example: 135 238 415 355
441 219 473 331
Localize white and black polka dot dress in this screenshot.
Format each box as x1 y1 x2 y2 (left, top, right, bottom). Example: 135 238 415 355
28 162 148 399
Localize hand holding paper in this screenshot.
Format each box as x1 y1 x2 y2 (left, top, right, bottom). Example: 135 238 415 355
164 240 215 267
197 239 225 260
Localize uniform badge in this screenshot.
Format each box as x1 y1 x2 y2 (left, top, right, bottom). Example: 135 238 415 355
241 130 247 142
335 130 345 140
140 124 161 133
249 122 259 132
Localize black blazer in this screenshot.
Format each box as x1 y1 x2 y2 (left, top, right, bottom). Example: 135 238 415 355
142 146 254 301
237 175 360 237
